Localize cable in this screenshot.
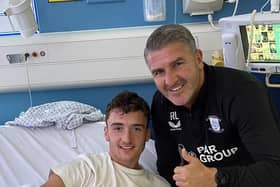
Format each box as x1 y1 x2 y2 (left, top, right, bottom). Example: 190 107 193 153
208 14 220 30
245 9 257 69
24 53 33 108
3 9 16 32
7 16 16 31
232 0 239 16
208 0 240 30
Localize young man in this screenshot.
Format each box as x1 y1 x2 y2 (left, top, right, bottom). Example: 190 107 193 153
144 24 280 187
41 91 170 187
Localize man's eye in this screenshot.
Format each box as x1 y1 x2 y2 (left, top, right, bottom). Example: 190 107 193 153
152 70 163 77
133 127 144 132
113 127 123 131
174 61 184 67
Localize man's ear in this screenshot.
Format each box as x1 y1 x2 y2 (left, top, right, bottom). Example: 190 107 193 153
104 126 110 141
195 49 203 65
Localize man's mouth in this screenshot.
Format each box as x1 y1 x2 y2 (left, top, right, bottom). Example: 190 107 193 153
120 145 134 150
168 83 184 92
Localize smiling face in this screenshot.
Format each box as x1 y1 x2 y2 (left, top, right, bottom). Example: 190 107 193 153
146 41 204 109
104 109 150 169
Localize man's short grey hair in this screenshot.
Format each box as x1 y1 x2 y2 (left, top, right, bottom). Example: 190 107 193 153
144 24 197 60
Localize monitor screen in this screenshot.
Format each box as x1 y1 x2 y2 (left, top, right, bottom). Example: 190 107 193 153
240 24 280 63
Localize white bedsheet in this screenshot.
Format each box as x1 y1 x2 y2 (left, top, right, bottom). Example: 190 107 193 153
0 121 158 187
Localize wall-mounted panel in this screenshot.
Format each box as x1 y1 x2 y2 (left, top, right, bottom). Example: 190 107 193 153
0 23 222 92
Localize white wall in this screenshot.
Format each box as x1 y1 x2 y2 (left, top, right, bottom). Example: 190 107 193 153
0 23 222 92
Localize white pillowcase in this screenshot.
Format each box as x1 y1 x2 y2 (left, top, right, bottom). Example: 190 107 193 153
5 101 105 130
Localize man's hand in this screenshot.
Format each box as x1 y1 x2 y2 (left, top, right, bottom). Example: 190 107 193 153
173 148 217 187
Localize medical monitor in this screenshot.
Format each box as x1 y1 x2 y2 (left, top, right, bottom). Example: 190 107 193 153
219 12 280 73
240 23 280 63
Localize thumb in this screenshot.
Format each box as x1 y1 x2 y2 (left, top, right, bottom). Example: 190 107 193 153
181 148 193 163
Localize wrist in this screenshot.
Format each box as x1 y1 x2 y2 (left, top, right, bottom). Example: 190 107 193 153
215 169 229 187
209 167 218 187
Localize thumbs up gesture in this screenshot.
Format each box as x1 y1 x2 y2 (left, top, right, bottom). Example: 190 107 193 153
173 148 218 187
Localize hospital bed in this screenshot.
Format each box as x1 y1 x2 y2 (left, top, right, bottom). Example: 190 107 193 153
0 101 158 187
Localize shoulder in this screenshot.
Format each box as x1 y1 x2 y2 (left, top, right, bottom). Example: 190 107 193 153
51 154 97 187
210 66 259 84
52 154 96 174
207 65 264 94
79 152 111 167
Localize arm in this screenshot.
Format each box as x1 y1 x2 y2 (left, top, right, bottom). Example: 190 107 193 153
41 170 65 187
221 79 280 186
174 75 280 187
41 156 94 187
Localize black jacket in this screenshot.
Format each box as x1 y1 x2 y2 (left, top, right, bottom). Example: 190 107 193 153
152 64 280 187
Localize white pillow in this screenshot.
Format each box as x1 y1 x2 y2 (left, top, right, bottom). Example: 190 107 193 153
5 101 105 129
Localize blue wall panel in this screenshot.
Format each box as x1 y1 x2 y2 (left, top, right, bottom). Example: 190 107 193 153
34 0 269 33
0 82 156 124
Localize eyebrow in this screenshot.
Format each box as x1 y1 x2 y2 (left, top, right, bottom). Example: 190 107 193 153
110 123 146 128
152 57 184 70
152 57 184 73
110 122 122 125
172 57 184 63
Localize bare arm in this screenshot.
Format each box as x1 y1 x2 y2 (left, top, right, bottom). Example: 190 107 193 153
41 170 65 187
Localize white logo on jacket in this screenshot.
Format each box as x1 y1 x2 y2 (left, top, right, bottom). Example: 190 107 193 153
168 121 181 128
197 145 238 163
168 111 181 131
206 115 224 133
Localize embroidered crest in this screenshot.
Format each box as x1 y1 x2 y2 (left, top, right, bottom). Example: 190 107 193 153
206 115 224 133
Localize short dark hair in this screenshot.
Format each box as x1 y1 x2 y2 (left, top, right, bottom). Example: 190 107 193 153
105 91 150 126
144 24 196 61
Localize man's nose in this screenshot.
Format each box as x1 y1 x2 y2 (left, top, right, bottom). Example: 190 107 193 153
122 129 132 142
165 69 176 85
